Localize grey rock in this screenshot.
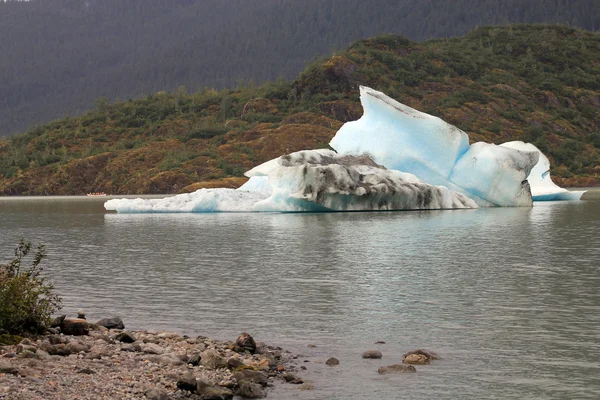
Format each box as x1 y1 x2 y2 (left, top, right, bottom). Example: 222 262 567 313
25 359 44 370
325 357 339 366
226 357 243 370
16 344 37 354
48 335 66 345
151 355 185 366
65 341 90 354
17 367 40 378
282 373 303 384
35 349 50 360
402 348 441 362
143 343 165 355
235 380 266 399
377 364 417 374
176 372 197 392
18 350 38 359
145 388 169 400
0 361 19 375
41 344 70 356
200 349 227 370
362 350 382 359
77 368 97 374
95 317 125 330
235 333 256 354
114 331 136 343
187 353 201 366
85 351 105 360
195 380 233 400
121 343 142 352
233 370 268 387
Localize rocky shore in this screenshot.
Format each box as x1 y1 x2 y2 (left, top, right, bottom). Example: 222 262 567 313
0 316 308 400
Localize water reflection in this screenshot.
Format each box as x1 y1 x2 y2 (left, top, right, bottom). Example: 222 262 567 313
1 199 600 399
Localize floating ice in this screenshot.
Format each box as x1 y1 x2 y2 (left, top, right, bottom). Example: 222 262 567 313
500 141 585 201
330 86 538 207
105 150 477 213
103 189 266 213
105 86 580 214
250 150 477 211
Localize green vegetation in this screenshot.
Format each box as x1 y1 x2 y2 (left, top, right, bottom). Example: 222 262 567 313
0 240 62 335
0 25 598 194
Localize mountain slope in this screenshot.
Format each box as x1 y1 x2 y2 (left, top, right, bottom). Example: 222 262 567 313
0 0 598 136
0 25 598 195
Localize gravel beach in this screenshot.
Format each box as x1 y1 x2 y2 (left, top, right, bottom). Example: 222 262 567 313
0 318 307 400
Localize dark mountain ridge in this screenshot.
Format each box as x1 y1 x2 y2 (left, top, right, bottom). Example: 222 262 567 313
0 24 598 195
0 0 598 136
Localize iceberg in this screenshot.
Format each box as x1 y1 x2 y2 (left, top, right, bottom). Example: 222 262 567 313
330 86 538 207
248 150 477 211
105 86 579 214
105 149 477 213
500 141 585 201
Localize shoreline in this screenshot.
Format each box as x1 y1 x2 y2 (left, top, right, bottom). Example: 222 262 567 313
0 320 308 400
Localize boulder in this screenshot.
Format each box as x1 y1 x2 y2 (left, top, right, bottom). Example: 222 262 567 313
236 333 256 354
403 353 429 365
233 370 268 386
187 353 201 366
235 380 266 399
196 380 233 399
114 331 136 344
227 357 244 370
16 344 37 354
282 373 303 384
150 354 185 366
145 388 169 400
378 364 417 374
120 343 142 352
48 335 66 345
60 318 89 336
142 343 165 355
201 349 227 370
77 368 96 374
0 361 19 375
176 372 197 392
402 349 441 364
325 357 339 366
361 350 382 359
64 341 91 354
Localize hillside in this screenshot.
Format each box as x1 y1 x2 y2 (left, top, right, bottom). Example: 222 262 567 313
0 0 598 136
0 25 598 195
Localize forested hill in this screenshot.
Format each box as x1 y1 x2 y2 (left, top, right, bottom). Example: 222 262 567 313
0 0 598 136
0 25 598 195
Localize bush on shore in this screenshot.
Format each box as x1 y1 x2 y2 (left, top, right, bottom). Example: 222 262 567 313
0 240 62 335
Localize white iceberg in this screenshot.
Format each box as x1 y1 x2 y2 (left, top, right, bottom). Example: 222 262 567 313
105 149 477 213
105 86 580 214
249 150 477 211
330 86 538 207
500 141 585 201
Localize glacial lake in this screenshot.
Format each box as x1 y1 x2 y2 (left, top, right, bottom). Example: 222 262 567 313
1 195 600 399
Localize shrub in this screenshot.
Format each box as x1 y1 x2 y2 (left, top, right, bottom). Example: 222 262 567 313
0 240 62 334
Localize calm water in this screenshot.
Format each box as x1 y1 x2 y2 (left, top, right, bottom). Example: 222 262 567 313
1 196 600 399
